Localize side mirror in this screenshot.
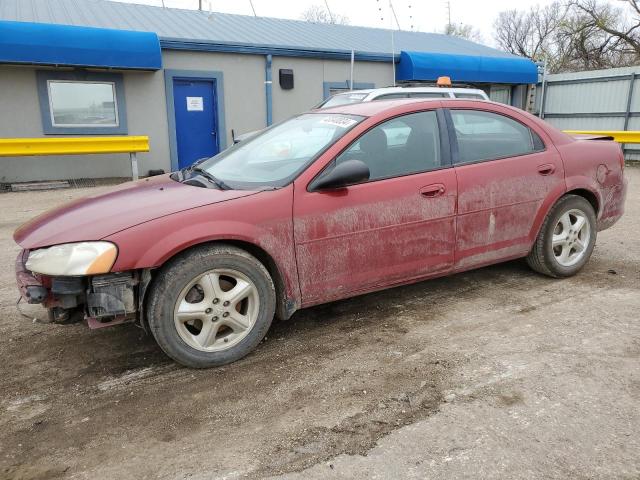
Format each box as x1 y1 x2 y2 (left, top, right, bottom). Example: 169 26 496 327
310 159 370 191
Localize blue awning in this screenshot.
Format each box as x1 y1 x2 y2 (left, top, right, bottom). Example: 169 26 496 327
0 20 162 70
397 51 537 85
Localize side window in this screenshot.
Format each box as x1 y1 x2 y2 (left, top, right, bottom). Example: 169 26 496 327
335 111 441 181
450 110 543 164
454 93 485 99
374 93 409 100
408 92 448 98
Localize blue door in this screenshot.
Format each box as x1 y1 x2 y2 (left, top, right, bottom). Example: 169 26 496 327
173 79 219 169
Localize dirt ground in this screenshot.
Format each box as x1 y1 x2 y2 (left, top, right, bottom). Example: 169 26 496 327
0 168 638 480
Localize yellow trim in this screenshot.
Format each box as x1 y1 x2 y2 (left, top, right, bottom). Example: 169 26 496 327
563 130 640 143
0 136 149 157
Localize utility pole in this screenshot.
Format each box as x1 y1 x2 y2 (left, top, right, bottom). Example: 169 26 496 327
249 0 257 17
198 0 202 11
446 0 451 29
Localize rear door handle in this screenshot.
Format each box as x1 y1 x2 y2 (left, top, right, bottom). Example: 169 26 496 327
420 184 445 198
537 164 556 176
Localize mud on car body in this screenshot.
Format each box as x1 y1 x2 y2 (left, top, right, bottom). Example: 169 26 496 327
14 99 627 368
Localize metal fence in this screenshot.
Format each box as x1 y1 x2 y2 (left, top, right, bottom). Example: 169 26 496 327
536 66 640 160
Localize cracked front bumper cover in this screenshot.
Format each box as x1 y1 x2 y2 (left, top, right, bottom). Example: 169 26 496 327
15 250 48 304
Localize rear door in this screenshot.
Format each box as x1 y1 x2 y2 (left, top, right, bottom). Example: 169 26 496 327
293 109 457 305
447 107 565 269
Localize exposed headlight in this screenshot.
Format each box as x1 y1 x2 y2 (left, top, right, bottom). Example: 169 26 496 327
26 242 118 276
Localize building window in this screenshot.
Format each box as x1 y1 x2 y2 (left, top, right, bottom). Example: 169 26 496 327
37 71 128 135
322 81 375 100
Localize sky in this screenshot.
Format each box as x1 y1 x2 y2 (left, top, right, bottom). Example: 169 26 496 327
108 0 560 47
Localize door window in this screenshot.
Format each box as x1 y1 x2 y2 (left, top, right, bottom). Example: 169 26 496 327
450 110 544 164
335 110 442 181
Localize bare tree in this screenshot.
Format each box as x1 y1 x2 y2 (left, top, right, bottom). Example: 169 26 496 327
300 5 349 25
494 0 640 73
493 2 565 62
444 23 483 43
570 0 640 58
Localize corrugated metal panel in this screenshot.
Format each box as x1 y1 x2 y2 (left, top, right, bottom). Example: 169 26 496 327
0 0 520 59
490 85 511 104
543 79 629 114
545 117 626 131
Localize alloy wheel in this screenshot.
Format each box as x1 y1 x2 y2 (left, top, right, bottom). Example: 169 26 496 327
552 208 591 267
173 269 259 352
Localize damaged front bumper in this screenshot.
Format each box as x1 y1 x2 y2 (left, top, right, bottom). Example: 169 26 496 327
15 250 148 329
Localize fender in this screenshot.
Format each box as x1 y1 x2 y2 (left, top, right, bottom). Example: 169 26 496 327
103 186 302 313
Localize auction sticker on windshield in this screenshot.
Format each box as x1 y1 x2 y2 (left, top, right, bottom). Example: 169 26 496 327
320 116 358 128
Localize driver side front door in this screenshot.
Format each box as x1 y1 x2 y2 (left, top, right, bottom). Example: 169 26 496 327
292 109 457 306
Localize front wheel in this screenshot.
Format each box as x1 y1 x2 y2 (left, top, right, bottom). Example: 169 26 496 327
527 195 597 278
146 244 276 368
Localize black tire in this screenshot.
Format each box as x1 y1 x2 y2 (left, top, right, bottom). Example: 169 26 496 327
526 195 597 278
146 244 276 368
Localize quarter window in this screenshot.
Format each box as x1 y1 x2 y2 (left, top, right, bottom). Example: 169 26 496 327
450 110 544 164
335 110 442 181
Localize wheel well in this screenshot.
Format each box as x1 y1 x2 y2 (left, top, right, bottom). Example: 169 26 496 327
152 239 290 321
565 189 599 215
223 240 289 320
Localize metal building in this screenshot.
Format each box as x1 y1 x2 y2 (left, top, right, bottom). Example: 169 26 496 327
0 0 537 182
536 66 640 161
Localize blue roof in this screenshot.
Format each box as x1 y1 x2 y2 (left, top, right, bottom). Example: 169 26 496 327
0 0 520 63
0 20 162 70
397 51 538 84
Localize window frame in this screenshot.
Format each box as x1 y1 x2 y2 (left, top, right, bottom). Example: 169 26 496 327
308 108 452 190
444 108 547 166
36 70 128 135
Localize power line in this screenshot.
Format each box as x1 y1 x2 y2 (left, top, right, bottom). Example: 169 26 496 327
389 0 401 30
249 0 256 16
324 0 335 24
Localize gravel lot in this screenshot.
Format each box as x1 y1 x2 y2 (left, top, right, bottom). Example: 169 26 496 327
1 168 638 480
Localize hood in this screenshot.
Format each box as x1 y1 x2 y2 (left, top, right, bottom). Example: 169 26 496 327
14 174 257 249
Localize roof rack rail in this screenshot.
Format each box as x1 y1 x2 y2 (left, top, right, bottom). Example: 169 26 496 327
384 81 480 89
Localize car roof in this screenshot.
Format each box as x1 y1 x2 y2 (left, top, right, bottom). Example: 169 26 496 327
314 97 491 117
332 86 486 96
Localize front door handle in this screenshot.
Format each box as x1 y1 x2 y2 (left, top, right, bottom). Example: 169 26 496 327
537 164 556 176
420 184 445 198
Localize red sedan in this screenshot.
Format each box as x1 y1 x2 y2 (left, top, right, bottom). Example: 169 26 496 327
14 99 627 368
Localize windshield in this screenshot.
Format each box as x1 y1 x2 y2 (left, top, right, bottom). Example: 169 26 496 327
195 113 364 189
319 92 369 109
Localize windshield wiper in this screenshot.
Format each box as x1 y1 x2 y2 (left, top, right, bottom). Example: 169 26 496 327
190 167 231 190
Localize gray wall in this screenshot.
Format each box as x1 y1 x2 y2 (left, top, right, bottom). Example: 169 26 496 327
0 65 169 182
271 57 394 122
0 50 391 183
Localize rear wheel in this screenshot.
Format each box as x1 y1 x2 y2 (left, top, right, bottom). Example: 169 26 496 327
527 195 597 278
146 244 275 368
